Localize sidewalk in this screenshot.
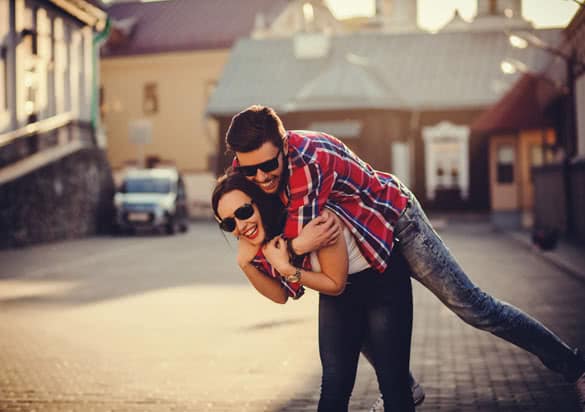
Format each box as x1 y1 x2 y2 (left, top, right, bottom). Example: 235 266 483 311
504 230 585 284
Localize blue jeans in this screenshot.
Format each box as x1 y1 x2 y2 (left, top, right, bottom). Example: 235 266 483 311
318 263 415 412
395 191 584 382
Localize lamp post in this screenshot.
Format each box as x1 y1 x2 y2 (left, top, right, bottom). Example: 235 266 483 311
502 31 585 237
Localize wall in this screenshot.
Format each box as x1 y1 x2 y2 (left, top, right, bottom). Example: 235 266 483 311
0 148 115 248
101 49 229 172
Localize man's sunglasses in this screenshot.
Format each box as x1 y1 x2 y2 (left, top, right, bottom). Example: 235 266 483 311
236 149 281 177
218 202 255 232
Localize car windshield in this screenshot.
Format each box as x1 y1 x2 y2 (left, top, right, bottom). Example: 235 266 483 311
123 178 172 194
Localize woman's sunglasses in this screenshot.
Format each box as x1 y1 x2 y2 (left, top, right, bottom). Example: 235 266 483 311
236 149 281 177
218 202 255 232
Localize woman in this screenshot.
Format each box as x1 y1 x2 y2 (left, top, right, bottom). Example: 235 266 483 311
211 172 415 412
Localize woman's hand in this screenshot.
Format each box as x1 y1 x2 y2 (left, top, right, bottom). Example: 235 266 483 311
237 238 260 269
263 236 295 276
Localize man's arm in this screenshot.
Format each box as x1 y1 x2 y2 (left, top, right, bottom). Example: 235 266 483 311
284 162 337 249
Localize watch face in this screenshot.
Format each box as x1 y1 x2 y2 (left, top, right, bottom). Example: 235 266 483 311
287 269 301 283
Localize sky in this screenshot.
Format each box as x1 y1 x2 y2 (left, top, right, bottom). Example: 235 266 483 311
325 0 581 31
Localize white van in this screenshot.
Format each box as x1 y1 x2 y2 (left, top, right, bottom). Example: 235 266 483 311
113 168 189 235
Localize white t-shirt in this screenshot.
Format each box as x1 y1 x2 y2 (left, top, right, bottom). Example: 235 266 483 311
309 226 370 275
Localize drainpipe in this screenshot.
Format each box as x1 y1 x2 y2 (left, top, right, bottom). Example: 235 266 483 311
91 17 111 145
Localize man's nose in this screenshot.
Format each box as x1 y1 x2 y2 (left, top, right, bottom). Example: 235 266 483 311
255 169 269 181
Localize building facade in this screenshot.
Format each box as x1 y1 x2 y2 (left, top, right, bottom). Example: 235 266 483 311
207 0 562 211
0 0 107 169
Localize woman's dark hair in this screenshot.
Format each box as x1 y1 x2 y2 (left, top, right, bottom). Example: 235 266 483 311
211 170 286 242
225 105 286 153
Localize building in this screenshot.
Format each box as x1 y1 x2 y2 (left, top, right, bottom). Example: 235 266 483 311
0 0 114 247
474 5 585 241
206 0 562 211
99 0 289 213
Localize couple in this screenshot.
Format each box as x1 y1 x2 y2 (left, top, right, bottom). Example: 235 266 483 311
212 105 585 411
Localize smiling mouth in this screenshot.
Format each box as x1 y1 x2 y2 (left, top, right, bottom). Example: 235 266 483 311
258 177 278 191
243 225 259 240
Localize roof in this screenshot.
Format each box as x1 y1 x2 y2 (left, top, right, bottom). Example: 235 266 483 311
470 73 561 135
101 0 288 57
50 0 107 29
206 28 562 115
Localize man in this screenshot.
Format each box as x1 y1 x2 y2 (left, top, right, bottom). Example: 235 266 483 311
227 105 585 411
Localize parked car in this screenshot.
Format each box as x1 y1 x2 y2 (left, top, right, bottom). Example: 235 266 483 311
114 168 189 235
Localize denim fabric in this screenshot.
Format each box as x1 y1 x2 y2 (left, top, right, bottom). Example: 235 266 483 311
318 266 415 412
395 192 584 382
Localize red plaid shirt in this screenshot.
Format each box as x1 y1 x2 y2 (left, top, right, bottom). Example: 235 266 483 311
282 130 409 273
235 130 409 299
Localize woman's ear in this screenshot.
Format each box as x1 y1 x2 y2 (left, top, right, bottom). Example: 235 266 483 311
283 138 289 156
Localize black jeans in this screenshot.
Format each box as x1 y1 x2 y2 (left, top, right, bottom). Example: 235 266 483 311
318 254 414 412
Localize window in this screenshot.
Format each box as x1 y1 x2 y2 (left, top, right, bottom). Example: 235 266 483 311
489 0 497 15
54 17 67 114
36 8 51 118
143 82 158 115
496 144 515 184
16 1 37 123
422 121 470 201
70 29 81 117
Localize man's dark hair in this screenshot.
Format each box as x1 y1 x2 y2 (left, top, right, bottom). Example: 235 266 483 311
211 170 286 241
225 105 286 153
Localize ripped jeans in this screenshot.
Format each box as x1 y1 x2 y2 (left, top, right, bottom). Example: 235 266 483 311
393 191 584 382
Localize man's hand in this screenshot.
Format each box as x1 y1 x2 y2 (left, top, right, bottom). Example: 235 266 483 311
292 210 342 255
237 238 260 269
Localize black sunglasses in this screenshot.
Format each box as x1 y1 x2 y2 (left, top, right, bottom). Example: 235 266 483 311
236 148 281 177
218 202 255 232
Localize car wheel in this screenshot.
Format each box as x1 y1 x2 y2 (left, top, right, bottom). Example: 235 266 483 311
165 217 176 235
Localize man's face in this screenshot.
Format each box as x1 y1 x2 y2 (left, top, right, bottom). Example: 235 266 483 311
236 141 286 195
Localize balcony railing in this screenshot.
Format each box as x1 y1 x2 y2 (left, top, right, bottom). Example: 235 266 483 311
0 113 96 169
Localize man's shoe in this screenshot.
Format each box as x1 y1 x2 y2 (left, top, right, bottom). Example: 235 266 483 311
369 382 425 411
576 372 585 412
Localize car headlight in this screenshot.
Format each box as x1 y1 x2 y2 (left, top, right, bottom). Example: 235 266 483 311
114 193 123 208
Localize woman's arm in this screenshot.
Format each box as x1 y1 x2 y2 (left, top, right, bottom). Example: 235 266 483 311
239 261 289 304
263 214 349 296
237 238 288 304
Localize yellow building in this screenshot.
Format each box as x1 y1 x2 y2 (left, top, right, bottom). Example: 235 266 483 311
99 0 288 212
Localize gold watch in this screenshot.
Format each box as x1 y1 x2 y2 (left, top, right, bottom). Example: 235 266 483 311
285 268 302 283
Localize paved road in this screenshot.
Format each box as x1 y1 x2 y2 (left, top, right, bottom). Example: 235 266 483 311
0 221 584 411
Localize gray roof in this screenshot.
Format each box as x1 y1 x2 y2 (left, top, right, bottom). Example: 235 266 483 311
206 29 562 115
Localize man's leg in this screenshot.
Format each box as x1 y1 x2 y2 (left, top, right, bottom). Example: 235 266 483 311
394 194 585 383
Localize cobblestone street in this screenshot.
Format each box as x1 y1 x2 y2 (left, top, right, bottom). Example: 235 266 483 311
0 221 584 411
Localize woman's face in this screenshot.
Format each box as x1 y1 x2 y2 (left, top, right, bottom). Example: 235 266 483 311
217 189 266 246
